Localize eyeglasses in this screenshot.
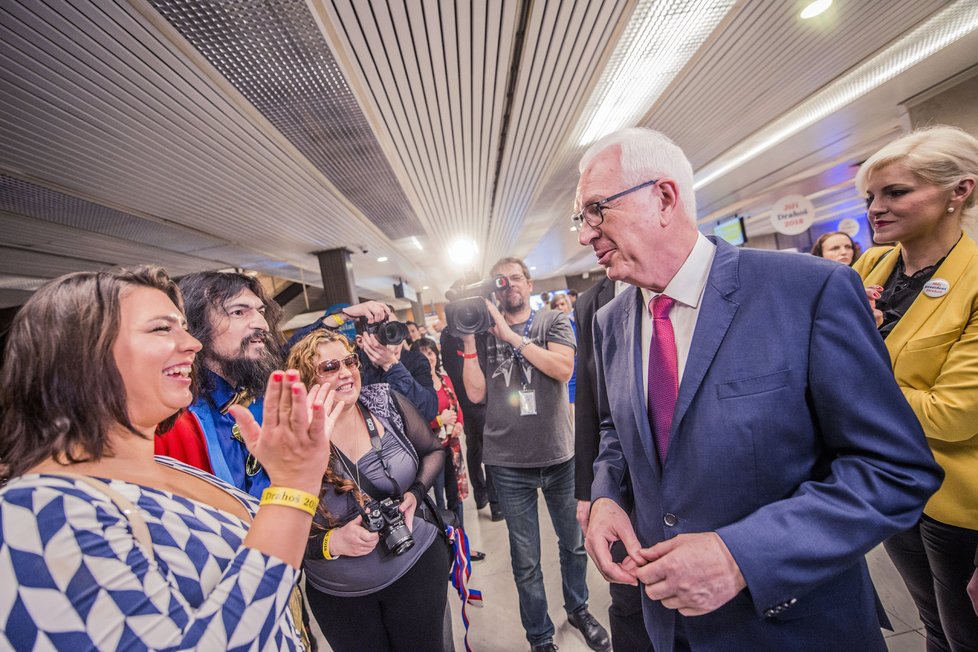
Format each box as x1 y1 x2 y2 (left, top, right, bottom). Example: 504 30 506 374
316 354 361 377
572 179 659 229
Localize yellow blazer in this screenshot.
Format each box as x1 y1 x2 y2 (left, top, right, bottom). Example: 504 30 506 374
854 233 978 528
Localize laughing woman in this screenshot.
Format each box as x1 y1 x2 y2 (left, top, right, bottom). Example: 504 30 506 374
854 125 978 652
0 266 339 650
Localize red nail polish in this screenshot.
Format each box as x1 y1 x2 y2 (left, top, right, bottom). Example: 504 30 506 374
312 403 322 411
272 372 284 382
292 385 302 395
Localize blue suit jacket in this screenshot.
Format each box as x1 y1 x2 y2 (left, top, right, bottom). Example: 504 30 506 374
591 238 942 652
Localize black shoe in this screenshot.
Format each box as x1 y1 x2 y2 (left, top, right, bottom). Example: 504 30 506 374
490 510 505 522
530 643 558 652
475 496 489 509
568 608 610 651
470 550 486 562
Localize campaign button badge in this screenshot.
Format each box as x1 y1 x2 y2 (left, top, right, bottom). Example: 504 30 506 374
923 278 949 298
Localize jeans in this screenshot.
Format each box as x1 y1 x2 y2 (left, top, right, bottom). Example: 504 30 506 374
489 459 590 645
885 515 978 652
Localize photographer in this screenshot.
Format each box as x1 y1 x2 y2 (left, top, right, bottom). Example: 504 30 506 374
286 330 449 652
356 329 439 422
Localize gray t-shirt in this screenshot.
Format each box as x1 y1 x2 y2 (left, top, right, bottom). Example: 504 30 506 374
483 309 576 467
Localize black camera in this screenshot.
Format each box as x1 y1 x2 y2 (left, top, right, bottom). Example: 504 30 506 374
359 497 415 556
357 317 409 346
444 276 510 337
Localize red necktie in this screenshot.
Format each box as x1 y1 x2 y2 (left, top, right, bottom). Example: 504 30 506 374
648 295 678 463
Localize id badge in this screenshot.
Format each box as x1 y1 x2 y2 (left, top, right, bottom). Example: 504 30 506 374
519 387 537 416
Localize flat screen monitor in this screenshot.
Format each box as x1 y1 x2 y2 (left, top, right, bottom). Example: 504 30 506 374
714 216 746 246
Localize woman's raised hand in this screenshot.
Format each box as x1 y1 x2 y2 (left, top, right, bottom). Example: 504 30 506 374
229 370 341 494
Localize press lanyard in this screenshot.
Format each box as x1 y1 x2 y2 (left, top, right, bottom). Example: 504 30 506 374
510 310 536 387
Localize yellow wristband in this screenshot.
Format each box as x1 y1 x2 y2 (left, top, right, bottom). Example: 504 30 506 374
330 313 345 326
260 487 319 517
323 528 340 560
436 415 443 427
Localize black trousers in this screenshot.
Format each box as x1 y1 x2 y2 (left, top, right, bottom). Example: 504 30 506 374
461 405 496 507
885 515 978 652
306 541 451 652
610 540 654 651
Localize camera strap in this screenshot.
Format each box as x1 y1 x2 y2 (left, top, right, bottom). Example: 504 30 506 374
360 402 404 497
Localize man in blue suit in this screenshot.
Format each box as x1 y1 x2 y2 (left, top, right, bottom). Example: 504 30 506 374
576 127 943 651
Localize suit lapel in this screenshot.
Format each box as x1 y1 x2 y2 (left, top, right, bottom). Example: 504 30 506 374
622 286 661 475
883 235 976 363
672 239 741 440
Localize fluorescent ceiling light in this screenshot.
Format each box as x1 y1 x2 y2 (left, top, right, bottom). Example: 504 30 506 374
694 0 978 190
800 0 832 20
376 256 388 262
575 0 736 146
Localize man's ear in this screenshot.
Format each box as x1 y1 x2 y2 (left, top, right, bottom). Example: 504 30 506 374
656 179 680 226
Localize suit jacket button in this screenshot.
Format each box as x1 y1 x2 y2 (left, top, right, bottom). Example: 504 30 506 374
764 609 775 618
663 513 678 527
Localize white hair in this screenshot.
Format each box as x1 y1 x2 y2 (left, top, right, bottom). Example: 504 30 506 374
579 128 697 220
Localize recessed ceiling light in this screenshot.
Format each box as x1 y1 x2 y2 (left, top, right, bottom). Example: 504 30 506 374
422 285 429 290
530 266 537 271
447 238 479 267
376 256 388 262
800 0 831 19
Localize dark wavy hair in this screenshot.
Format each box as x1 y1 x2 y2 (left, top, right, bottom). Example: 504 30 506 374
811 231 861 265
0 266 184 482
178 271 285 396
410 338 442 374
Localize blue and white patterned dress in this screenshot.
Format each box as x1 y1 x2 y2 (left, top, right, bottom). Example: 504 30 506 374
0 457 304 651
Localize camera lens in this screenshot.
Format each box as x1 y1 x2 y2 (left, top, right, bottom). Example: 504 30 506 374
378 321 409 346
446 297 491 336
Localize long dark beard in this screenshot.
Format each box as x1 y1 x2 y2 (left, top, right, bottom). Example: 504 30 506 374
209 330 283 397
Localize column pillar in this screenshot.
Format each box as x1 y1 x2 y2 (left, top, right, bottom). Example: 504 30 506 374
315 248 358 308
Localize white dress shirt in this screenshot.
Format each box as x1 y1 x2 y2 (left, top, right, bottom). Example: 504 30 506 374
640 233 716 399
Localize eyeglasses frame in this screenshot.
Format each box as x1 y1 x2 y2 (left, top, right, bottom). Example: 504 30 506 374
572 179 659 229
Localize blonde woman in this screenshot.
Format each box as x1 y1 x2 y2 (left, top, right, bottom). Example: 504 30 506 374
854 125 978 652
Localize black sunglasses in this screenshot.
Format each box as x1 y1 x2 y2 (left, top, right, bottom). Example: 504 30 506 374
316 354 361 376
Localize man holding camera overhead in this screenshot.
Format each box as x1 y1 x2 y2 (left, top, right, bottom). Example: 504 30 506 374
460 257 610 652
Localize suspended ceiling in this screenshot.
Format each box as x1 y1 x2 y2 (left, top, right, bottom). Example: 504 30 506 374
2 0 978 310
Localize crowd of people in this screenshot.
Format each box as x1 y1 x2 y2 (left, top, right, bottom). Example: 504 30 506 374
0 123 976 652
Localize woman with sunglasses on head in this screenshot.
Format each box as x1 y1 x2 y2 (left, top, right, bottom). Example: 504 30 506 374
0 266 339 651
853 125 978 652
285 330 449 652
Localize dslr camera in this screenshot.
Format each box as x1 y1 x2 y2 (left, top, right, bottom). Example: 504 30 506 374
359 496 415 556
356 317 409 346
443 276 510 337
